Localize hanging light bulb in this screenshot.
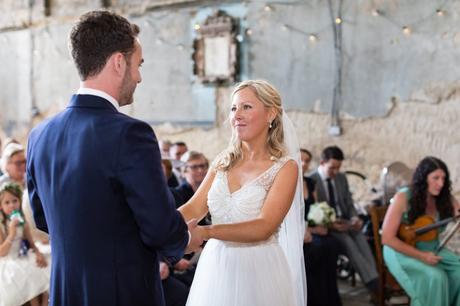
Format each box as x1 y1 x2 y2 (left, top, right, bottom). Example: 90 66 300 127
194 24 201 31
402 26 411 36
264 5 273 12
245 28 253 36
436 9 445 16
309 34 318 42
371 9 382 17
335 17 342 24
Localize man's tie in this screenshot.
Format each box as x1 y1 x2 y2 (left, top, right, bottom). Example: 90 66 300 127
326 178 337 210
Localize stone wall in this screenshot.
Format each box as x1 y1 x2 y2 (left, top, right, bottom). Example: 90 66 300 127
1 0 460 198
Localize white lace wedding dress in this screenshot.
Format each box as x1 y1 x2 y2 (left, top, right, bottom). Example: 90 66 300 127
186 156 297 306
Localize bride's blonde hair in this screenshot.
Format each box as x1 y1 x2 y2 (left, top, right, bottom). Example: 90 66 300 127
214 80 285 171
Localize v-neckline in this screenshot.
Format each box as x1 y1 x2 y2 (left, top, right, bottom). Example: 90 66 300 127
225 161 278 196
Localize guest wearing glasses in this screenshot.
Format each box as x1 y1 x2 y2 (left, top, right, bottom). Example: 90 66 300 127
0 143 27 188
172 151 209 208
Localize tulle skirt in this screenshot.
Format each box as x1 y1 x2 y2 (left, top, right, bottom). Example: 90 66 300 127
0 250 49 306
186 238 296 306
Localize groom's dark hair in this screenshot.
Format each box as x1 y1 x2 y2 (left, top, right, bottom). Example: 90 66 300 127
69 10 140 80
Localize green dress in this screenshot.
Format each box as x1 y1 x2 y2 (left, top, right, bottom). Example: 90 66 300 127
383 187 460 306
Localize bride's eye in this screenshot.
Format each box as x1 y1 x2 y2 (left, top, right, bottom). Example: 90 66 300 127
231 106 237 112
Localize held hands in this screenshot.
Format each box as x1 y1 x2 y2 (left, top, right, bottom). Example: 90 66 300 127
304 228 313 243
159 262 170 280
185 219 205 254
419 251 442 266
311 225 328 236
174 258 191 271
350 216 363 232
332 219 351 232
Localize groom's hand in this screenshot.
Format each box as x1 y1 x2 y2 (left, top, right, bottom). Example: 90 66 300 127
185 219 204 254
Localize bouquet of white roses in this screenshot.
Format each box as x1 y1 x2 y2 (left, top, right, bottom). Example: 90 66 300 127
307 201 336 226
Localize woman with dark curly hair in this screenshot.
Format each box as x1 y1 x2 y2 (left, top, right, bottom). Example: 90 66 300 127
382 156 460 306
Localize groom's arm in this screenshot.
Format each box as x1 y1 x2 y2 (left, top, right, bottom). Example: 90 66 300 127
117 120 188 263
26 136 49 234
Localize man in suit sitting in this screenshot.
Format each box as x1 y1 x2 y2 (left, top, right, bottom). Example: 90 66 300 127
26 11 202 306
309 146 379 300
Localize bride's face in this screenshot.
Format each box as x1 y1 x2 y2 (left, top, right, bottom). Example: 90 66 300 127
230 87 272 142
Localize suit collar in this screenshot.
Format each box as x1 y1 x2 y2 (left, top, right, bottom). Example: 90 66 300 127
68 94 118 112
77 87 119 110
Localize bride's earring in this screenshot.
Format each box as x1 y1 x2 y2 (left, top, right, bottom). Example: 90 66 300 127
269 121 273 129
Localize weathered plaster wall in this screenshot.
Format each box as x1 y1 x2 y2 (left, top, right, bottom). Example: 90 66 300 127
155 84 460 196
1 0 460 196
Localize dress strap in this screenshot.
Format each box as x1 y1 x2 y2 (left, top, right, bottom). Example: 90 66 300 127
256 156 293 190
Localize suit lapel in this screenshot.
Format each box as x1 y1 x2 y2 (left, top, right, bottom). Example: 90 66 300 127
313 172 327 203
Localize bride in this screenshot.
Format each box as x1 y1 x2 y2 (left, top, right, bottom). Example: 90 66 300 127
179 80 307 306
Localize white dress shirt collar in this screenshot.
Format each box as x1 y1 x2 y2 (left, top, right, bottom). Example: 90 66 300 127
318 165 329 181
77 87 119 111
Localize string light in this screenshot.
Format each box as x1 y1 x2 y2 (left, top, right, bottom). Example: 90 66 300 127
402 26 411 36
335 17 342 24
245 28 253 36
309 34 318 42
371 9 382 17
194 24 200 31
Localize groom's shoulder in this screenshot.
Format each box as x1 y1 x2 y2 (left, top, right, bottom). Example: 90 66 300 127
116 112 152 129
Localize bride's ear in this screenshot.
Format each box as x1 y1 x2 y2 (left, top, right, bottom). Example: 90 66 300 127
268 107 278 123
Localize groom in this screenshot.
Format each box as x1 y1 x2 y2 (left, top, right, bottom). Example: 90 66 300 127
26 11 202 306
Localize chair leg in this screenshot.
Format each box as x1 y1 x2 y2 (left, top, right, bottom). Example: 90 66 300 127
351 267 356 287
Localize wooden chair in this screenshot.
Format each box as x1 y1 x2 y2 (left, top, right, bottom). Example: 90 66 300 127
368 205 410 306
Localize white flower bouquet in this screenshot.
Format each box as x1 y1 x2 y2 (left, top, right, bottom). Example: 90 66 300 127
307 201 336 226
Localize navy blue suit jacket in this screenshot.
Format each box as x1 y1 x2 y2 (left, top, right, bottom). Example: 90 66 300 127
26 95 189 306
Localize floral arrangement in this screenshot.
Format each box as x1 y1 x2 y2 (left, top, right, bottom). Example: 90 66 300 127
307 202 336 226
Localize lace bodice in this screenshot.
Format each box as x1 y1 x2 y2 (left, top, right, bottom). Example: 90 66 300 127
208 156 292 226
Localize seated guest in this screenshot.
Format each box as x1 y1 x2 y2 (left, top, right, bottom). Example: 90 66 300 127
310 146 379 300
162 158 180 188
382 157 460 306
172 151 208 208
160 261 189 306
159 140 172 159
0 143 26 188
301 149 342 306
169 142 188 186
169 142 188 161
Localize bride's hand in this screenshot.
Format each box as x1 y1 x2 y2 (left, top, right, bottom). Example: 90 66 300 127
196 225 210 241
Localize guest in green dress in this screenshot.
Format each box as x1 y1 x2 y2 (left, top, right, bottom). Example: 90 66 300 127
382 156 460 306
